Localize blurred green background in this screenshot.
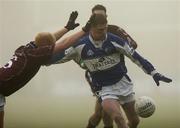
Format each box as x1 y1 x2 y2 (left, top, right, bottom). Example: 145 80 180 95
0 0 179 128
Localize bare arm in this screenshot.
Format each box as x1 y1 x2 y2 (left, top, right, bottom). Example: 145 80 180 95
53 11 79 41
53 28 69 41
34 11 79 47
53 12 93 51
53 30 85 54
47 14 93 65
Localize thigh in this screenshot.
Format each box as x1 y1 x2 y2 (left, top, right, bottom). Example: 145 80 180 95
122 100 139 121
94 98 103 115
102 109 113 126
102 99 128 128
99 76 134 101
118 93 135 105
102 99 122 117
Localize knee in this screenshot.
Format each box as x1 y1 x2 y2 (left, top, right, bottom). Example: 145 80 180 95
111 112 123 121
103 115 113 128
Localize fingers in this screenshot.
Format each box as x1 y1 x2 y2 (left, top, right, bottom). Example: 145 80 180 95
70 11 78 21
155 79 160 86
153 73 172 86
89 13 96 21
65 11 79 30
161 76 172 83
74 23 80 28
82 14 96 32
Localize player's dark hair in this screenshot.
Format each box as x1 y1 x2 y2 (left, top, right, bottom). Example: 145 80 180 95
91 14 107 27
92 4 106 13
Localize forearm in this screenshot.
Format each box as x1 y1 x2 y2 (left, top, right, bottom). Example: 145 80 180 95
116 41 155 74
53 27 69 41
53 30 85 54
131 51 155 74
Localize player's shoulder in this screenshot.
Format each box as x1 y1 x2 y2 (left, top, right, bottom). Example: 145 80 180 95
107 32 126 46
73 35 89 48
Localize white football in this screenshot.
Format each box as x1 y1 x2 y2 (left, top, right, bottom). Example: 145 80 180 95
135 96 156 118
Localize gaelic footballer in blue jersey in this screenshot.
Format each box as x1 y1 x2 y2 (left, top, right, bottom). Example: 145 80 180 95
50 13 172 128
86 5 138 128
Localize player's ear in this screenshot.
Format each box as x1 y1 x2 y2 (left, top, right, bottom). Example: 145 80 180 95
35 32 56 47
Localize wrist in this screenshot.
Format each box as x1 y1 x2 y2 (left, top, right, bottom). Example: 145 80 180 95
64 27 70 32
64 26 71 31
150 70 158 76
82 27 87 33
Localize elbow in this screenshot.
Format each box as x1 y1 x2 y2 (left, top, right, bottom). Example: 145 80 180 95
132 43 138 49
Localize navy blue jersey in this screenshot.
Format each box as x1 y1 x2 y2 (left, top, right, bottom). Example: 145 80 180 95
50 33 155 87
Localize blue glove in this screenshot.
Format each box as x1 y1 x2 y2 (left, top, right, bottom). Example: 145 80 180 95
153 73 172 86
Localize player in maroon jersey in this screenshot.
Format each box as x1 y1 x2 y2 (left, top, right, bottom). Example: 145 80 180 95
0 11 88 128
85 5 139 128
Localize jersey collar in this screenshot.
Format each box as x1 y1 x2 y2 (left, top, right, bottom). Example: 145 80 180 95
89 34 107 48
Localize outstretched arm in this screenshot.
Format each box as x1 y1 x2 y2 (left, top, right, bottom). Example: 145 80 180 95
113 39 172 86
48 14 93 64
53 30 85 54
34 11 79 47
53 11 79 41
131 51 172 86
53 28 69 41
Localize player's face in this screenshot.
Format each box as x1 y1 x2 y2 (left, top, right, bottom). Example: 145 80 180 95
90 23 107 41
93 10 107 17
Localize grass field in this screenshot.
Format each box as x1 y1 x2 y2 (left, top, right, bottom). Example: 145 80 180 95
4 90 180 128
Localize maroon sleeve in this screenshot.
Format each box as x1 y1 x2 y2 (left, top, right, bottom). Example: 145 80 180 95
108 25 137 49
25 44 55 65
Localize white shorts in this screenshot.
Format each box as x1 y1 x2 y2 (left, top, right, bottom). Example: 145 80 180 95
99 75 135 104
0 94 5 111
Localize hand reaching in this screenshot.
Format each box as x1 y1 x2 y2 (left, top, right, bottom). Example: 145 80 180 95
65 11 80 31
82 14 96 32
153 73 172 86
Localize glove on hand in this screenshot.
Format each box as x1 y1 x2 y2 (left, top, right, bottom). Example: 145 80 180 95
153 73 172 86
65 11 79 30
82 14 96 32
